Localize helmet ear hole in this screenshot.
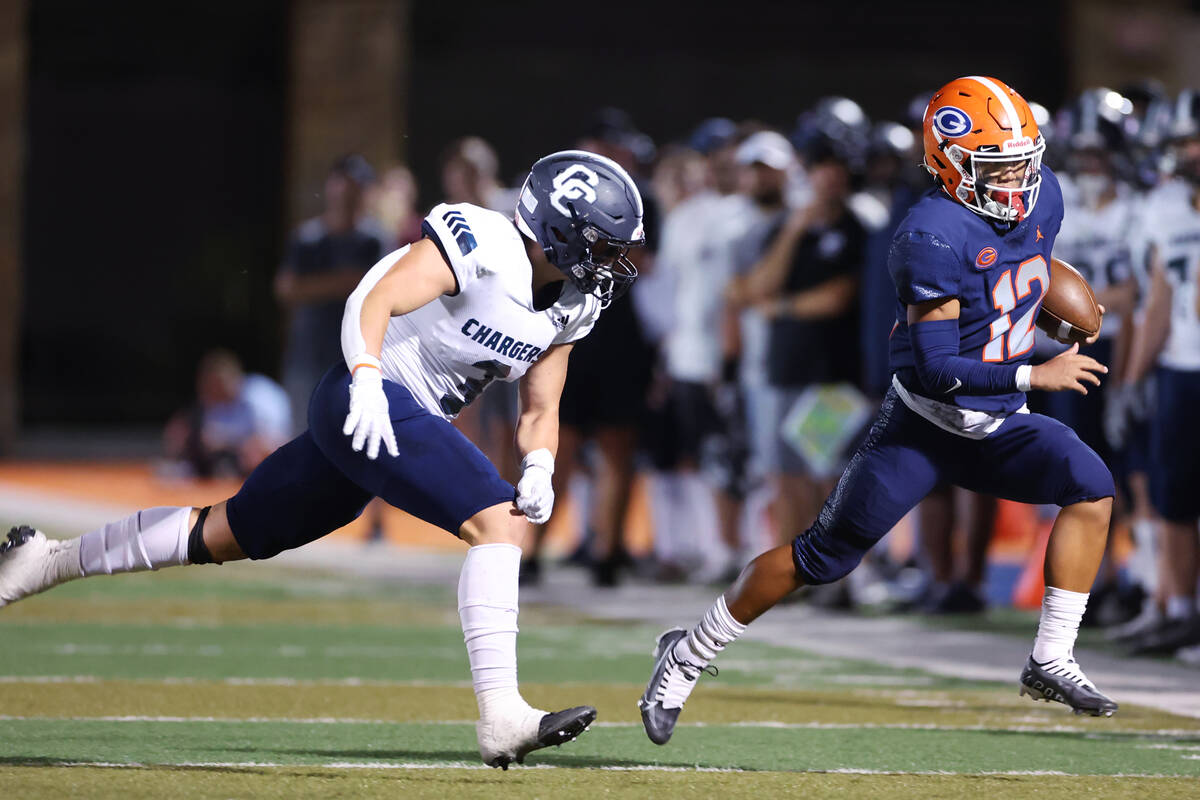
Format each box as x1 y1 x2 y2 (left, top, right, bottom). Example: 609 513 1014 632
550 226 569 244
931 154 948 170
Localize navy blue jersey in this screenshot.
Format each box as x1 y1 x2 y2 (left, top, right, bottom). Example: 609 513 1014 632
888 167 1064 414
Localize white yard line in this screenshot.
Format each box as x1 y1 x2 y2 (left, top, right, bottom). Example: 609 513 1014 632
2 760 1192 778
0 714 1197 738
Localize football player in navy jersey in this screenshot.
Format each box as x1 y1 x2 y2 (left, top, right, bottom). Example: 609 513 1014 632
640 77 1119 745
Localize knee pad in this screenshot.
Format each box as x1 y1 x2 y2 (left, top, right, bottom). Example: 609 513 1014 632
791 522 870 586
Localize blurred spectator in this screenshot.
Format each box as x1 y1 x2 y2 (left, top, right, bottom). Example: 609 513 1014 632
1118 92 1200 657
912 486 996 613
523 110 661 587
164 350 291 478
651 143 708 214
440 136 518 212
276 155 385 433
645 118 748 582
731 131 799 489
368 164 423 249
1043 88 1141 626
855 121 920 397
730 133 864 544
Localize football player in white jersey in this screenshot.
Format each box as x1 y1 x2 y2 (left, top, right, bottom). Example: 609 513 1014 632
1123 91 1200 656
0 150 645 768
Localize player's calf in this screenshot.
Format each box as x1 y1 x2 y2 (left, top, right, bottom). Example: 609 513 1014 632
458 502 597 766
0 506 227 609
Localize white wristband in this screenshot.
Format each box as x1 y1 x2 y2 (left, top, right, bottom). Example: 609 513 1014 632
521 447 555 475
1015 364 1033 393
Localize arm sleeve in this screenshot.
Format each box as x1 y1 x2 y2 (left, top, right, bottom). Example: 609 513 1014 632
887 230 962 305
910 318 1021 396
421 203 484 295
340 246 411 366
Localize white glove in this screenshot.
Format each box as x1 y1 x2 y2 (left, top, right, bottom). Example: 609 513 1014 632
515 448 555 524
342 355 399 460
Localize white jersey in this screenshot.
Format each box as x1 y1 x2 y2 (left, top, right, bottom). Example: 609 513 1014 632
1055 182 1136 339
659 191 747 383
352 202 602 419
1141 180 1200 371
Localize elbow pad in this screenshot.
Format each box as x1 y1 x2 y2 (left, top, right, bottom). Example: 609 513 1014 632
910 318 1021 396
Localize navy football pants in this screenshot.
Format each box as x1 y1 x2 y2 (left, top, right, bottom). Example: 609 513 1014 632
1149 366 1200 523
792 388 1115 585
225 364 516 560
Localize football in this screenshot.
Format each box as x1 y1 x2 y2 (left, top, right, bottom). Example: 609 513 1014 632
1036 257 1102 344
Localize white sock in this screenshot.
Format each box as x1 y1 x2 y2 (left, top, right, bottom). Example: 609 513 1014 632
675 594 747 668
457 543 537 721
78 507 192 577
1166 595 1196 621
1032 586 1089 664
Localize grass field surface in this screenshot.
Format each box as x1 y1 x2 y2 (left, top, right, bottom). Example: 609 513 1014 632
1 557 1198 798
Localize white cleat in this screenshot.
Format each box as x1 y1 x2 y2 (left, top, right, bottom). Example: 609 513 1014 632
0 527 81 607
476 704 597 769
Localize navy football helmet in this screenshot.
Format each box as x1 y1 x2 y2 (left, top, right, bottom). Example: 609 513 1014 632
516 150 645 307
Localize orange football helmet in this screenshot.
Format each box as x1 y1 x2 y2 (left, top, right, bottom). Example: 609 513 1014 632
922 76 1046 223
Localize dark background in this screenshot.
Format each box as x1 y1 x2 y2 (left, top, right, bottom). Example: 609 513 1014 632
21 0 1070 425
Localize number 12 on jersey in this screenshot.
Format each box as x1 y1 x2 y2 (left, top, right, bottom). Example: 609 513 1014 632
983 255 1049 362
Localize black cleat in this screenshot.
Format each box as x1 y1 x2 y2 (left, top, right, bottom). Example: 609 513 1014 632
485 705 596 770
1123 616 1200 657
2 526 37 555
638 628 714 745
1019 655 1118 717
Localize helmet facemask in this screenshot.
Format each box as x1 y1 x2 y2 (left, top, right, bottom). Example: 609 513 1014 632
943 138 1045 223
550 203 641 307
940 138 1046 224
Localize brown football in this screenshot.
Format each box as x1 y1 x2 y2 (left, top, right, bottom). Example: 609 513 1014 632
1036 257 1102 345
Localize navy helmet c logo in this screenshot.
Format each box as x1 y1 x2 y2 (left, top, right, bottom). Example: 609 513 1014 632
549 164 599 216
933 106 972 138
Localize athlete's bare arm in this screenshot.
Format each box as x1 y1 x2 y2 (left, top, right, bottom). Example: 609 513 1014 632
355 239 459 359
515 343 572 461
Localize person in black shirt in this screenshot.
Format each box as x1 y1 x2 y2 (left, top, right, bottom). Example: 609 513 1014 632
276 155 385 434
728 135 864 544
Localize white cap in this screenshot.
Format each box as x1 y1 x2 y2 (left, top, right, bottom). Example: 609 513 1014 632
735 131 795 171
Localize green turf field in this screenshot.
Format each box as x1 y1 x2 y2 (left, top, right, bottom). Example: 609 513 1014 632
1 559 1198 798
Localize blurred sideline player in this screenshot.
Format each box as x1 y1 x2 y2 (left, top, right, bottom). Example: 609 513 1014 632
1044 88 1140 625
0 150 645 769
1122 91 1200 656
639 77 1120 746
522 110 659 587
649 119 760 582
